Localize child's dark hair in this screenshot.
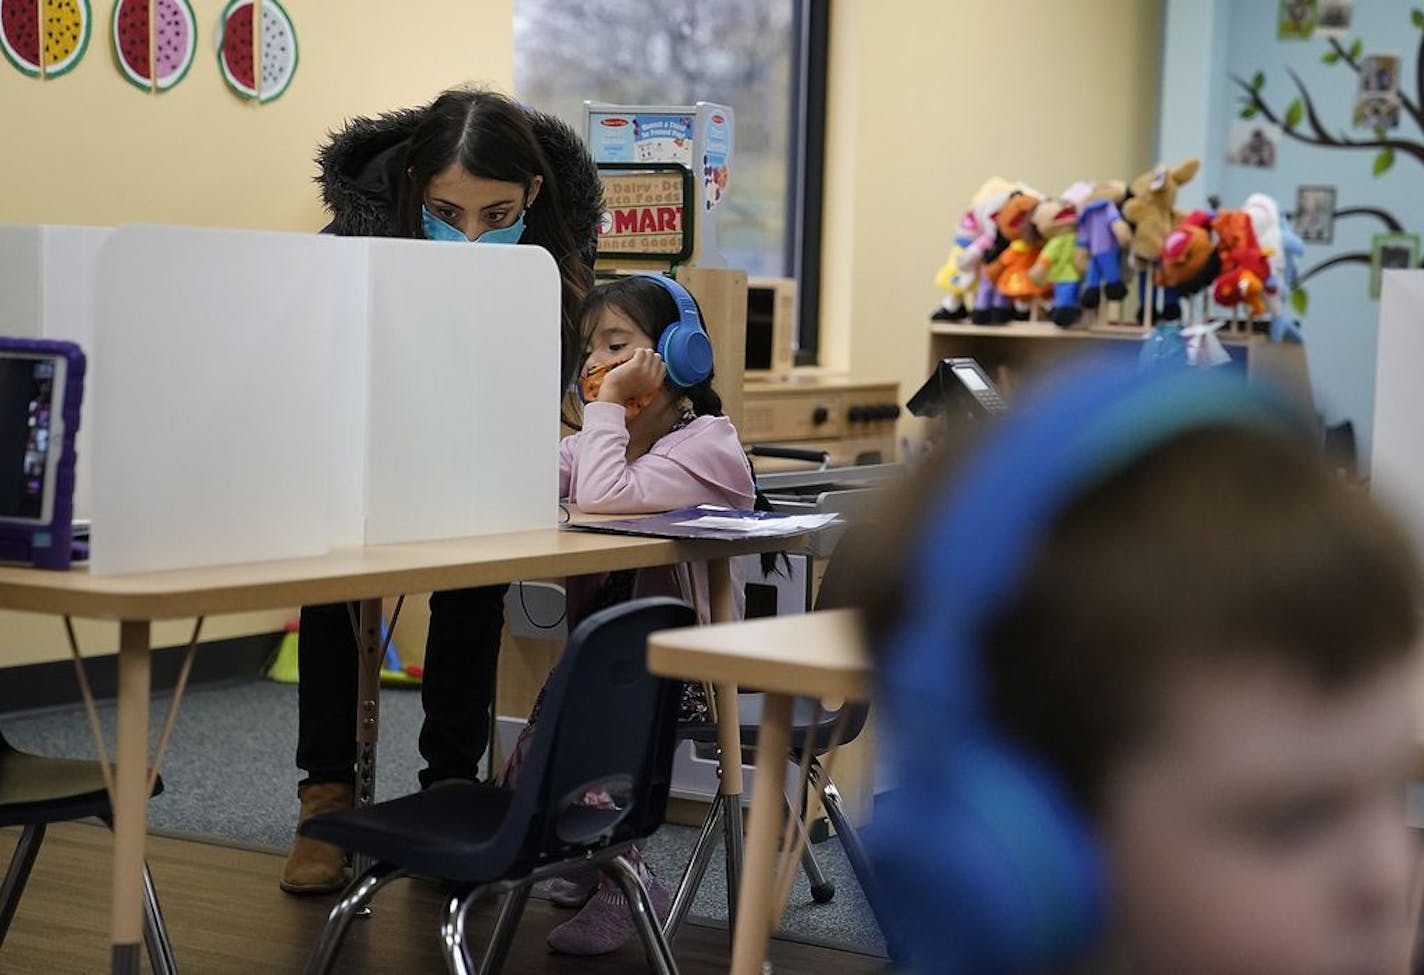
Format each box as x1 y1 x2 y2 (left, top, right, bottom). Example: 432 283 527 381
862 424 1421 812
578 275 724 417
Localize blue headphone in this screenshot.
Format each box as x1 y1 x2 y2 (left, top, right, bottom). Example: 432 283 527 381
870 360 1311 974
633 272 714 389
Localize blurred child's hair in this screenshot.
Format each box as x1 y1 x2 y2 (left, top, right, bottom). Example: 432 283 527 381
579 276 724 418
862 424 1421 812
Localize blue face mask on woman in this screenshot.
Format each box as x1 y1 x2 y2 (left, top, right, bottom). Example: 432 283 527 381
421 205 527 244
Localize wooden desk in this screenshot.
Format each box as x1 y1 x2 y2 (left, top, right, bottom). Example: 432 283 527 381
0 524 801 975
648 608 872 975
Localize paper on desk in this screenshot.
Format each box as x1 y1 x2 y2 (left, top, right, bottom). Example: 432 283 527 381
563 504 841 540
671 513 839 536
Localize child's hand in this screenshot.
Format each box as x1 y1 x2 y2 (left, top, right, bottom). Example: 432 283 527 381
598 348 666 404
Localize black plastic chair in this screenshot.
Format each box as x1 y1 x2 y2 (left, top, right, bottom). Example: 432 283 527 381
0 731 176 974
300 597 695 975
664 525 886 953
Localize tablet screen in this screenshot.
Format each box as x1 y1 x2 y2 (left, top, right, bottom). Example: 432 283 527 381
0 355 59 521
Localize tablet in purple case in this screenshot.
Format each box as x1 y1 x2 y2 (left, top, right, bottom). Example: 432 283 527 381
0 338 84 570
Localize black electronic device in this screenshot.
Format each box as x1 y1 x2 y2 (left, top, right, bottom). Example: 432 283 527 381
907 357 1006 420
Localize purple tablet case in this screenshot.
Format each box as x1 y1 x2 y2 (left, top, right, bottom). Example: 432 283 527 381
0 338 84 570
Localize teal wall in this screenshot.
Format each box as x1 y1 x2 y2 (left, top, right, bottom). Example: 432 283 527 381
1158 0 1424 462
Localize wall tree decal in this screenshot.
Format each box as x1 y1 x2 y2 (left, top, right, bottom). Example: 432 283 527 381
1231 10 1424 295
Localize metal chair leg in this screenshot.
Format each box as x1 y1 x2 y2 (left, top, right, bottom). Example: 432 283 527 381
809 759 904 962
811 766 873 898
140 860 178 975
439 885 489 975
785 792 835 904
721 793 744 936
303 863 403 975
664 795 724 942
0 824 44 948
475 884 530 975
608 855 680 975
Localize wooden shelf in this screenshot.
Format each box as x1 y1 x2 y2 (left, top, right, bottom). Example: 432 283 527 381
929 321 1257 346
927 319 1311 408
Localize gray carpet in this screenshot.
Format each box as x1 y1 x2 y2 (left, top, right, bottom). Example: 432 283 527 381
0 679 887 957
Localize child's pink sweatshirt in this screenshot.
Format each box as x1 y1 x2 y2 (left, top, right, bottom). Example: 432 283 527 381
560 401 756 622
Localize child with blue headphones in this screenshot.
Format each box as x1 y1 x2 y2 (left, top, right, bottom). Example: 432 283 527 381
861 362 1423 974
504 272 758 957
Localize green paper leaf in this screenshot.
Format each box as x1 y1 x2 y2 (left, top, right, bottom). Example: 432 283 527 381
1251 70 1265 91
1291 288 1308 316
1374 147 1396 176
1241 104 1259 119
1412 8 1424 28
1285 99 1304 130
1323 49 1340 63
1349 38 1363 59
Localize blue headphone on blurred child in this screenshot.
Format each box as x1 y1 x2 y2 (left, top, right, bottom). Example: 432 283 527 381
633 272 714 389
871 360 1310 974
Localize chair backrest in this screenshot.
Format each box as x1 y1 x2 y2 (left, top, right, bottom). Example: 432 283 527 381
809 523 878 745
501 597 694 871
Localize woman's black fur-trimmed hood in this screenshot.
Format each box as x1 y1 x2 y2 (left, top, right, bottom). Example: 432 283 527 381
313 103 603 266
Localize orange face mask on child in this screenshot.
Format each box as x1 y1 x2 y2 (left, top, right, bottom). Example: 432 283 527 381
579 358 661 419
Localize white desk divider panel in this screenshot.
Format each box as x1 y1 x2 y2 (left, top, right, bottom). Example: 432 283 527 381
88 225 561 574
91 225 347 574
0 224 114 520
1372 270 1424 558
360 239 559 545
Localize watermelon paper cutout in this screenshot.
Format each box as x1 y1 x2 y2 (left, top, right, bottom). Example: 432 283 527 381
218 0 296 104
1 0 92 79
111 0 196 92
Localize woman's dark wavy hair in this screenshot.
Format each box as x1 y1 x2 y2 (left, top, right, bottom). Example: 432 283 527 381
396 87 591 403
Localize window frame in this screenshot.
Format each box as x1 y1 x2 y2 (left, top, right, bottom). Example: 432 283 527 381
788 0 831 366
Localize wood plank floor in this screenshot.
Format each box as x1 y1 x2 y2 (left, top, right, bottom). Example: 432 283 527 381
0 822 887 974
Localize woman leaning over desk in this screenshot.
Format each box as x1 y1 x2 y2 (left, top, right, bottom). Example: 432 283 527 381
281 86 602 894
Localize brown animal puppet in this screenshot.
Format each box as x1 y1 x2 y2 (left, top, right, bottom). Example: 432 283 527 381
1121 157 1201 321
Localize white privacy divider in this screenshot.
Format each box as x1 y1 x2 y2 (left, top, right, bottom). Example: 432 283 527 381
84 224 559 574
0 224 115 520
1373 270 1424 558
360 239 559 545
91 225 346 574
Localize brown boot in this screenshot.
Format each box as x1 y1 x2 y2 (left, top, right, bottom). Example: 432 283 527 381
279 781 353 895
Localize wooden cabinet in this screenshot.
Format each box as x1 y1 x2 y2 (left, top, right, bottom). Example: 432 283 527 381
741 374 902 471
928 322 1312 408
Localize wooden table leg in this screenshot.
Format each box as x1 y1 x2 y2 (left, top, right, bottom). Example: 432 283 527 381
730 692 793 975
707 558 745 934
110 620 151 975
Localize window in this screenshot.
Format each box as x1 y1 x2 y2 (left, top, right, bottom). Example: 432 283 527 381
515 0 827 358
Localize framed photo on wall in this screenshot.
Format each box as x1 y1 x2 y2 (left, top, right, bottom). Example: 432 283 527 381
1278 0 1318 39
1318 0 1354 37
1226 120 1281 168
1370 232 1420 299
1295 185 1336 244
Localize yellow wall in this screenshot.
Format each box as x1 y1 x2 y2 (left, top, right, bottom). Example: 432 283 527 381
820 0 1164 414
0 0 514 231
0 1 513 667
